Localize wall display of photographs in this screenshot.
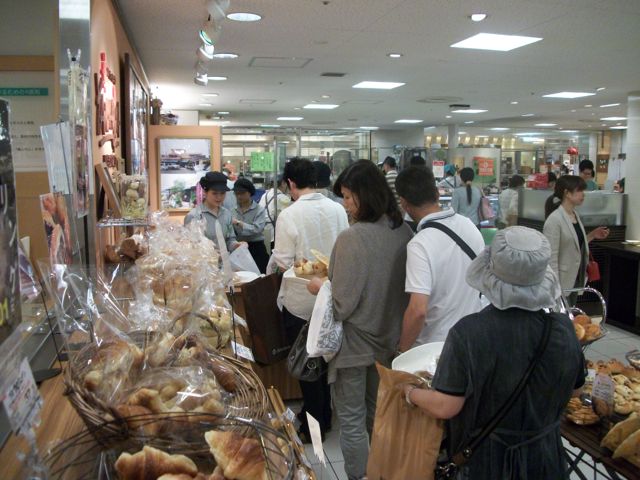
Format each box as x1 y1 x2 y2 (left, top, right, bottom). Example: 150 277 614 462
0 99 22 343
159 137 212 210
123 53 148 175
40 192 73 266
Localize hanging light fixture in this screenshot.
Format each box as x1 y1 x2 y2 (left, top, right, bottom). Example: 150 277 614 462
197 43 215 61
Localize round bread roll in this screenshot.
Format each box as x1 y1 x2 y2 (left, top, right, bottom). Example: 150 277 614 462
608 359 626 374
574 314 591 326
584 323 601 340
615 402 634 415
574 323 586 341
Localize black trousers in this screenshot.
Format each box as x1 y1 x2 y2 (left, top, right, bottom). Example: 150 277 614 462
247 240 269 274
283 307 332 434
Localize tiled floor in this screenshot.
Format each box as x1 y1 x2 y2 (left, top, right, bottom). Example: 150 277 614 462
288 324 640 480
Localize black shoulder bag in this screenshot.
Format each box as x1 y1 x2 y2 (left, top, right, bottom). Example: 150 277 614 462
435 315 553 479
420 221 477 261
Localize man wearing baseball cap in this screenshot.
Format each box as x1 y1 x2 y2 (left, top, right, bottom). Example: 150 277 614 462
184 171 243 252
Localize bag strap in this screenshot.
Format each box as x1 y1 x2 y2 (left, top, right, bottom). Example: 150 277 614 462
450 314 553 466
419 221 477 261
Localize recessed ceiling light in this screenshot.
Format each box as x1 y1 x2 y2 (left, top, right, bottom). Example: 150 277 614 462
584 104 592 107
207 76 227 81
199 103 213 107
571 109 577 112
601 116 627 121
535 123 557 126
352 81 405 90
521 113 535 117
387 53 403 58
470 13 488 22
600 103 621 108
321 95 331 99
218 111 229 115
395 119 422 123
510 101 518 105
260 124 281 127
543 91 595 99
213 52 239 59
451 109 487 113
596 87 606 92
458 131 467 135
451 33 542 52
303 104 340 109
227 12 262 22
277 116 304 121
610 126 627 129
445 115 452 119
464 121 475 124
202 93 219 97
293 107 301 110
490 127 510 131
359 126 379 130
561 130 578 133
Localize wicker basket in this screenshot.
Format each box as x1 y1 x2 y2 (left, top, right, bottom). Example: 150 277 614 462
65 328 270 446
44 412 295 480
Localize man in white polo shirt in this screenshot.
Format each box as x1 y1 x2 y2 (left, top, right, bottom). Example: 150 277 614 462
396 166 485 351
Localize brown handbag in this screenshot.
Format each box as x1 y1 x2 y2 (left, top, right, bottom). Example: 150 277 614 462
240 272 290 364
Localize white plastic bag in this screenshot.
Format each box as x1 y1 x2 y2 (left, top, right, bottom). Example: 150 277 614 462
306 280 343 362
229 244 260 274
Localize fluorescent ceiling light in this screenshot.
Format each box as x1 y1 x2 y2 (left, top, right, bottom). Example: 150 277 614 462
610 126 627 129
260 124 281 127
199 103 213 106
522 137 545 142
445 115 452 119
218 111 229 114
561 130 578 133
451 109 487 113
521 113 535 117
388 53 403 58
514 132 542 136
395 119 422 124
601 116 626 121
207 76 227 81
596 87 606 92
227 12 262 21
359 126 379 130
490 127 510 131
352 81 405 90
535 123 557 126
213 52 239 59
321 95 331 99
60 0 89 19
510 101 518 105
470 13 487 22
303 104 340 109
450 33 542 52
202 93 219 97
277 116 303 121
543 91 595 99
600 103 620 108
464 121 474 124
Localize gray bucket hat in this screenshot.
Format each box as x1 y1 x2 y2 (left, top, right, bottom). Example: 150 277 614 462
466 226 561 311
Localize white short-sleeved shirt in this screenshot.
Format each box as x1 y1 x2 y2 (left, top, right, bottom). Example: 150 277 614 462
405 208 485 345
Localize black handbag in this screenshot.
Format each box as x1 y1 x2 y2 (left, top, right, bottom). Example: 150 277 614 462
434 315 553 479
287 322 326 382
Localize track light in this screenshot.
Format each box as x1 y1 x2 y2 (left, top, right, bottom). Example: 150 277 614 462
195 61 209 76
199 16 222 46
194 74 208 86
197 44 215 61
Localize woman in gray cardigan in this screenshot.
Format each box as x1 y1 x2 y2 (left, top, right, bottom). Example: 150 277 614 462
543 175 609 303
307 160 413 480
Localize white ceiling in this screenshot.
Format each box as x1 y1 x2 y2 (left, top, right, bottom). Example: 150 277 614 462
116 0 640 132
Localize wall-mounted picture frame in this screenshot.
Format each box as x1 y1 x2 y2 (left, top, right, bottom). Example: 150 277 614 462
122 53 149 175
158 137 212 211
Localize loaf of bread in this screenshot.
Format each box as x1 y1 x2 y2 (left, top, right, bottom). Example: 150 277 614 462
114 445 198 479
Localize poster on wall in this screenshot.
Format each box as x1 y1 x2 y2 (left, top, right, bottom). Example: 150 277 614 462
40 192 73 266
159 137 212 210
123 53 149 175
0 99 22 343
432 160 445 178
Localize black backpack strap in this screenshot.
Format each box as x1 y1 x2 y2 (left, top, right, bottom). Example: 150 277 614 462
420 221 477 261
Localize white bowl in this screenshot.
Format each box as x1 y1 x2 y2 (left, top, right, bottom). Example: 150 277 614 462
392 341 445 377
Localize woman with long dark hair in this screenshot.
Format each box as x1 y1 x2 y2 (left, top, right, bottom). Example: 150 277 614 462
543 175 609 303
452 167 482 226
307 160 413 480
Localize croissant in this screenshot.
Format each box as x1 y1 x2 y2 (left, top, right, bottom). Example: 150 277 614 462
209 466 230 480
602 412 640 451
210 361 237 392
205 430 267 480
127 388 167 414
114 404 159 436
146 333 177 367
613 428 640 466
115 445 198 479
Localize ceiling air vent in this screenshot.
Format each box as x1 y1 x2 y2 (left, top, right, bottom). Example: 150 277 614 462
449 104 471 109
321 72 346 77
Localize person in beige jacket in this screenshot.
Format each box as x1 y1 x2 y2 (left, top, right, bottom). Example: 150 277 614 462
543 175 609 303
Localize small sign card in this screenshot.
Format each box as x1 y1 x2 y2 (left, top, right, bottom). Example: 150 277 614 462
1 358 42 435
231 341 255 362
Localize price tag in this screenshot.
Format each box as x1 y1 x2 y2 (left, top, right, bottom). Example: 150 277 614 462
1 358 42 434
592 373 615 417
231 341 255 362
586 368 596 384
306 412 325 465
283 407 297 423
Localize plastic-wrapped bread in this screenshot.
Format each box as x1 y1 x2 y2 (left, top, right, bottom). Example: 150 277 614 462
114 446 198 479
205 430 268 480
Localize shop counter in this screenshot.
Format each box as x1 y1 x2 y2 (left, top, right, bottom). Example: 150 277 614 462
561 418 638 480
600 242 640 335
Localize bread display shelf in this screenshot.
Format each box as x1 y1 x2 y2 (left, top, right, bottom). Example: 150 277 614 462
562 287 608 350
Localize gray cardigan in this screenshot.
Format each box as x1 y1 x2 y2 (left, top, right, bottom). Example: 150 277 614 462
328 216 413 371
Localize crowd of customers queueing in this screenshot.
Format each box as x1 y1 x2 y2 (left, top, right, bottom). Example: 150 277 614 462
187 157 606 480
